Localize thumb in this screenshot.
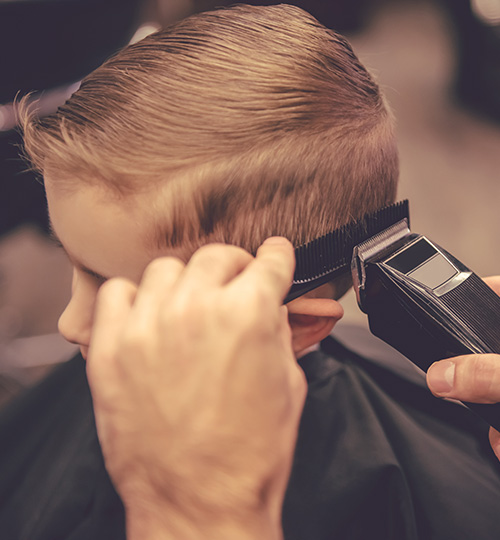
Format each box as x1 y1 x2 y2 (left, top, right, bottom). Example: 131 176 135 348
427 354 500 404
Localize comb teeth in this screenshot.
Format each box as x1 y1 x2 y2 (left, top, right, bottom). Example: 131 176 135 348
293 200 409 283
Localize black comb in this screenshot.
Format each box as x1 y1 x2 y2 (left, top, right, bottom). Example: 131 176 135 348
284 200 410 303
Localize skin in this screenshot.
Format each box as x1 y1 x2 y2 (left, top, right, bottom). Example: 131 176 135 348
45 178 344 360
44 176 343 539
46 175 500 537
88 239 306 539
46 183 156 359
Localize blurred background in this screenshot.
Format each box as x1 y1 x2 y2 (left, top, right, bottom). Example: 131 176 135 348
1 0 499 403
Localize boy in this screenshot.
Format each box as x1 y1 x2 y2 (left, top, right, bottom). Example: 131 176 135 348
23 1 397 362
8 4 500 539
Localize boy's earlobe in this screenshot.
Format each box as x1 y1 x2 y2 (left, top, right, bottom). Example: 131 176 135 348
286 297 344 355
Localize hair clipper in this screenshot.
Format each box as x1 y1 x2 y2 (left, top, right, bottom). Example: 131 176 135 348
351 218 500 431
285 200 500 432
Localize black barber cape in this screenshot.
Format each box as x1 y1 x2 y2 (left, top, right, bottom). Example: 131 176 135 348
1 334 500 540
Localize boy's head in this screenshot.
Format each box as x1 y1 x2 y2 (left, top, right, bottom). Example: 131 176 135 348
21 4 399 357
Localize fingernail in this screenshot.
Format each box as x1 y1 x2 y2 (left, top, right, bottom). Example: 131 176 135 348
428 361 455 394
263 237 290 246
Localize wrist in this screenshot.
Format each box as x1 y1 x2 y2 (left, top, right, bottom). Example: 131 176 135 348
118 462 286 540
126 504 282 540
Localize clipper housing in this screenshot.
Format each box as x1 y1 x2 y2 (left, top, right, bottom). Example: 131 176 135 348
352 219 500 431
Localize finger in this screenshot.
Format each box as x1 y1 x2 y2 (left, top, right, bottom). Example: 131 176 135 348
489 427 500 461
132 256 185 315
483 276 500 296
427 354 500 403
179 243 253 289
87 277 137 388
230 237 295 303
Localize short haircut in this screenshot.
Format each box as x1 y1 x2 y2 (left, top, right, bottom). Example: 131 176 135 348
22 3 399 261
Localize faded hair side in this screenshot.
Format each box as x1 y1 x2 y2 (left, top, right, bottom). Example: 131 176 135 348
21 3 398 259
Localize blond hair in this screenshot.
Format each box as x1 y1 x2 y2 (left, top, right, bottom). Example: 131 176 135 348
22 4 398 260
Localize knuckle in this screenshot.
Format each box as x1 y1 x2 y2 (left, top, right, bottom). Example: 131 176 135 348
462 356 500 403
143 256 184 278
191 243 225 257
97 277 132 300
190 243 250 266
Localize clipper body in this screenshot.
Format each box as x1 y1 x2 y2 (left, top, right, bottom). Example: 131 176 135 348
352 220 500 432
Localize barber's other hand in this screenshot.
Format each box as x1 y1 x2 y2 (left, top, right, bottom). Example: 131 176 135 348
427 276 500 461
86 238 306 540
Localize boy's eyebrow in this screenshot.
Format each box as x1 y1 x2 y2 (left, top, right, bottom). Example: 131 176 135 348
48 221 109 283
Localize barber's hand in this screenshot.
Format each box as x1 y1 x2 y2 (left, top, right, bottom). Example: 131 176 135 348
427 276 500 461
86 237 306 540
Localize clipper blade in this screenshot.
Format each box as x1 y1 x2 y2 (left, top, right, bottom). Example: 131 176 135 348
285 200 410 303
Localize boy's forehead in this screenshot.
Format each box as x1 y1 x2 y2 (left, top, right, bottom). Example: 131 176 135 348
45 170 198 241
44 175 175 282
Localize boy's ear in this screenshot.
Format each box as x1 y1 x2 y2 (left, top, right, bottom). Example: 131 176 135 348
286 291 344 356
